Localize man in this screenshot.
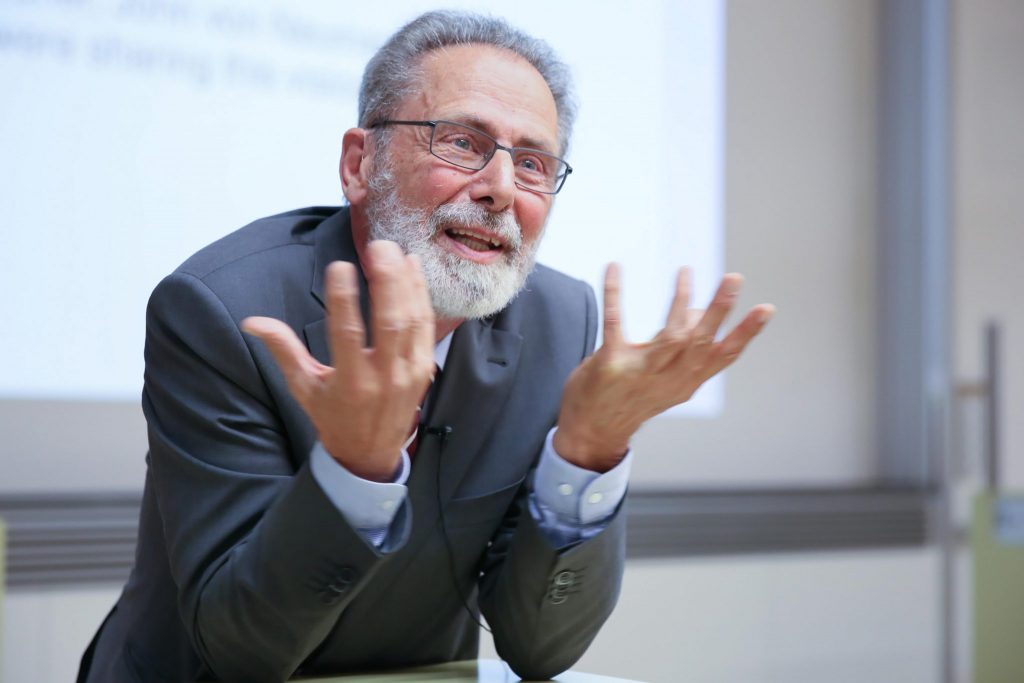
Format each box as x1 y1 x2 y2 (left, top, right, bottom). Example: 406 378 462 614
80 10 773 683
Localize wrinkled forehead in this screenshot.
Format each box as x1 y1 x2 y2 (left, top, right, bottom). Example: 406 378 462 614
399 44 560 154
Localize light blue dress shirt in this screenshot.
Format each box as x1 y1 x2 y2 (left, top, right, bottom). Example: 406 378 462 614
310 332 631 547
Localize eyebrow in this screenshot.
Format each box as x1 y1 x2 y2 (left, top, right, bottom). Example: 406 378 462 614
449 114 557 155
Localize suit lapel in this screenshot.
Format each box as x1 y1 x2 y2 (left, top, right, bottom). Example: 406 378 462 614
303 208 371 366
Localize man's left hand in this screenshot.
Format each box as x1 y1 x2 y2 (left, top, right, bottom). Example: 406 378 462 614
553 264 775 473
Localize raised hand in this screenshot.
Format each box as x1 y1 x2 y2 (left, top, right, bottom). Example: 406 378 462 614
241 241 436 481
553 264 775 472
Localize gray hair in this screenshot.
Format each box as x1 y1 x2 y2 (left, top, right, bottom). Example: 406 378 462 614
358 10 577 156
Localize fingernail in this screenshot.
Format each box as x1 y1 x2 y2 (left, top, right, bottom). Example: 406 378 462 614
328 261 351 288
240 317 260 335
724 274 743 295
757 306 775 324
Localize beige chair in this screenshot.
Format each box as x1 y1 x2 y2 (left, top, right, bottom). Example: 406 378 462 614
972 493 1024 682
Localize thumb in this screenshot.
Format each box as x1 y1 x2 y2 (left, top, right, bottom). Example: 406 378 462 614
241 316 319 400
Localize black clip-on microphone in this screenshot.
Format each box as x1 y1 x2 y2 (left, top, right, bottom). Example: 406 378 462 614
423 424 453 444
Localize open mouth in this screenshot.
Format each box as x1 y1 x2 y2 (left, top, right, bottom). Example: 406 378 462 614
443 228 505 253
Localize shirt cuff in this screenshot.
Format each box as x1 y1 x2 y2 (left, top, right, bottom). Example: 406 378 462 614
533 427 631 525
309 442 410 532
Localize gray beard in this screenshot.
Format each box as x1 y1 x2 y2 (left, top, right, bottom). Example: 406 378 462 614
364 165 540 320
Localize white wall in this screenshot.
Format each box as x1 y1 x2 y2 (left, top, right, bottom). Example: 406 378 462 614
0 0 885 494
485 550 941 683
2 585 120 683
0 399 146 494
632 0 880 488
3 549 940 683
952 0 1024 490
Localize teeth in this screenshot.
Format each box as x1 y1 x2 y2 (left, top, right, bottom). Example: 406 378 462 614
449 228 502 248
452 235 488 252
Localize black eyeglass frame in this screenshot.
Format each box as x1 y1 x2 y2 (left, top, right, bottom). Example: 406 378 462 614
369 119 573 195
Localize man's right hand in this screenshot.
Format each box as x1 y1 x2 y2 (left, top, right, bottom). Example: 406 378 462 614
242 240 436 482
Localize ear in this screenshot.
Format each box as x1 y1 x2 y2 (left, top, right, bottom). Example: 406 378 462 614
340 127 372 206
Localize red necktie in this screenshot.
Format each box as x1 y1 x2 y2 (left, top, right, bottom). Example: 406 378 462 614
405 366 439 458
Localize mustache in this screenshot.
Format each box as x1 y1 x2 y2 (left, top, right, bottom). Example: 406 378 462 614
428 202 523 251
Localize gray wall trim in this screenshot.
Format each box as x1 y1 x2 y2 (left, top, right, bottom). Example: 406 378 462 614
877 3 953 681
1 493 141 588
1 489 932 589
626 487 931 558
877 0 952 486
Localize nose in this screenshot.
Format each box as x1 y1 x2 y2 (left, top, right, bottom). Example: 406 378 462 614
468 148 517 213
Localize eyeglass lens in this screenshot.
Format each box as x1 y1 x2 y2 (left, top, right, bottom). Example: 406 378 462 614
429 121 567 193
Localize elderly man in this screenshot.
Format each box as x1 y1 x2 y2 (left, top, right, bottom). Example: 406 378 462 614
79 10 772 683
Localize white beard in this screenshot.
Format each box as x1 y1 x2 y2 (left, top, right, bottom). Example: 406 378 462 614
364 162 541 320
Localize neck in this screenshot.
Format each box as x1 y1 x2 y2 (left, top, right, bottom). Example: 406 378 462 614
435 317 463 343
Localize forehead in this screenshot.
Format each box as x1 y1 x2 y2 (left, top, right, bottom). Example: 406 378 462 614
399 44 560 152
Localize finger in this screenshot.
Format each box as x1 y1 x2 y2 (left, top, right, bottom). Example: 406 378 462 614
393 252 417 362
645 268 695 371
370 244 421 426
366 240 408 370
663 266 692 332
405 253 436 383
702 304 775 378
241 316 323 402
325 261 366 379
689 273 744 357
602 262 625 348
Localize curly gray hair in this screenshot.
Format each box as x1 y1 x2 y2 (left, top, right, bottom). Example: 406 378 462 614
358 10 577 156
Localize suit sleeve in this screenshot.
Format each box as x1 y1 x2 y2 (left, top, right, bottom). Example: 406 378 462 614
143 271 410 683
477 282 626 681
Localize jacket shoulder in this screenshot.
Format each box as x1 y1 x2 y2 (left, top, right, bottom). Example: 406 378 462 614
501 263 598 359
516 263 596 317
174 206 340 280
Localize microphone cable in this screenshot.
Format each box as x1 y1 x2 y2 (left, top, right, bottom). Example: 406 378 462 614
425 424 493 635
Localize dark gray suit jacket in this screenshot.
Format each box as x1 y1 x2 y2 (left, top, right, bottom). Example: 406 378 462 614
80 207 625 682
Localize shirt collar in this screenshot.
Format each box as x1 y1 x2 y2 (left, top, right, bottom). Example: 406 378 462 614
434 331 454 371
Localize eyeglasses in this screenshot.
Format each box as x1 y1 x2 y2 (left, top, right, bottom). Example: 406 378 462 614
369 119 573 195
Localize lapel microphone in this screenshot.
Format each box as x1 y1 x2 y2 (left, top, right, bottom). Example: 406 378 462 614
423 424 453 442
